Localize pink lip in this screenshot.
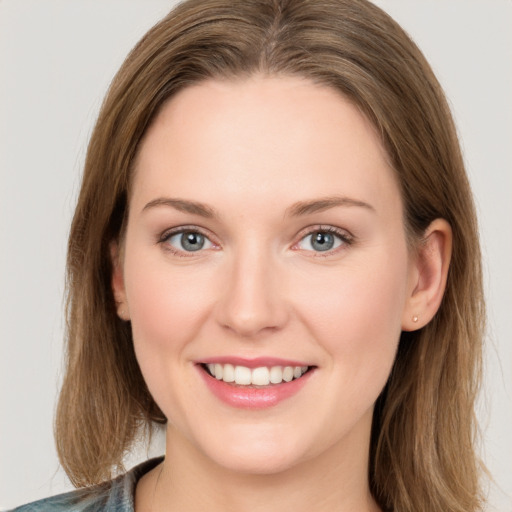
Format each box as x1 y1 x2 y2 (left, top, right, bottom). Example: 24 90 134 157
196 363 315 410
199 356 310 368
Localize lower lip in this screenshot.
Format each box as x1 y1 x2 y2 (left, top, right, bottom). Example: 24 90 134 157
198 366 314 409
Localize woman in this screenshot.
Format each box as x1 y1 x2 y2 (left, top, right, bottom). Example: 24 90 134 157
11 0 485 510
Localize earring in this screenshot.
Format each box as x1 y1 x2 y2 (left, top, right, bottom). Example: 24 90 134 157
412 315 419 323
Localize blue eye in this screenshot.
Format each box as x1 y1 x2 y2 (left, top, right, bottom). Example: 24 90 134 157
165 231 213 252
297 230 347 252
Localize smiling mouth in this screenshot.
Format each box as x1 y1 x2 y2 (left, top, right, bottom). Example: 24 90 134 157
201 363 312 387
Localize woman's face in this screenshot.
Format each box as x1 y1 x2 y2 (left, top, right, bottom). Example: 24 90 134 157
114 76 418 475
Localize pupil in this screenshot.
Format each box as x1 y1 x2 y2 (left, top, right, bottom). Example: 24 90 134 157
312 232 334 251
182 232 204 251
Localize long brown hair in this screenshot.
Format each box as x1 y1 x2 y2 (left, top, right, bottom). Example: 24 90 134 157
56 1 485 510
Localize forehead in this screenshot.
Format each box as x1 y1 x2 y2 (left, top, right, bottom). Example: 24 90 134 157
132 75 400 216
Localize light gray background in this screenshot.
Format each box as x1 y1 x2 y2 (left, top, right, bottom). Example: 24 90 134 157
1 1 511 510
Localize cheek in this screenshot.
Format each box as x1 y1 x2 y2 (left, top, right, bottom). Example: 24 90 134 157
122 245 215 389
127 270 184 352
123 253 219 423
294 249 409 393
124 246 212 347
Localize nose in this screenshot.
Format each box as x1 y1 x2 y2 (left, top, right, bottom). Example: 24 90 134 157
215 246 289 338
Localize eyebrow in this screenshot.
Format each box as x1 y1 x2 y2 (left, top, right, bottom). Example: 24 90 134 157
285 196 375 217
141 195 375 218
142 198 216 218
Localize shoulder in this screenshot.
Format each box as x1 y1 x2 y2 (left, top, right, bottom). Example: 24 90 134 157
8 485 109 512
9 457 164 512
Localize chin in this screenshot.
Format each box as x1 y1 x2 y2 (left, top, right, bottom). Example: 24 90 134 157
186 420 321 476
208 442 305 475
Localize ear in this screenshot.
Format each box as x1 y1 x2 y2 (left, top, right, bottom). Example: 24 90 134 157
110 241 130 321
402 218 452 331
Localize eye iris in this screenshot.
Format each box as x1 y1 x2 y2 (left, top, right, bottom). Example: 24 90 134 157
311 231 334 251
181 232 205 251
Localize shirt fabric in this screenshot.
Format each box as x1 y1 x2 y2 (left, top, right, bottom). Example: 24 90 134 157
9 457 163 512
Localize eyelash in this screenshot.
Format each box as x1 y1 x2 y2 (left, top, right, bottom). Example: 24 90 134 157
158 225 218 257
157 224 354 257
292 225 354 257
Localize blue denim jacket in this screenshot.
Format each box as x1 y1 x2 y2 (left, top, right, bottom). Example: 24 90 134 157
9 458 163 512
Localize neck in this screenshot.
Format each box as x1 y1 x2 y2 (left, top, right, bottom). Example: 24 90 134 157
144 421 380 512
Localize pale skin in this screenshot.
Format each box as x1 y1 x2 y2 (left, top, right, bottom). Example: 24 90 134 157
111 75 452 512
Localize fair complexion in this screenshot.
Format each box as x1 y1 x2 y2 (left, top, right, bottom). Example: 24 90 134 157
112 76 452 512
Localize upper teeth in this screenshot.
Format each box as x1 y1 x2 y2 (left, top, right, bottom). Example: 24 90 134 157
206 364 308 386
